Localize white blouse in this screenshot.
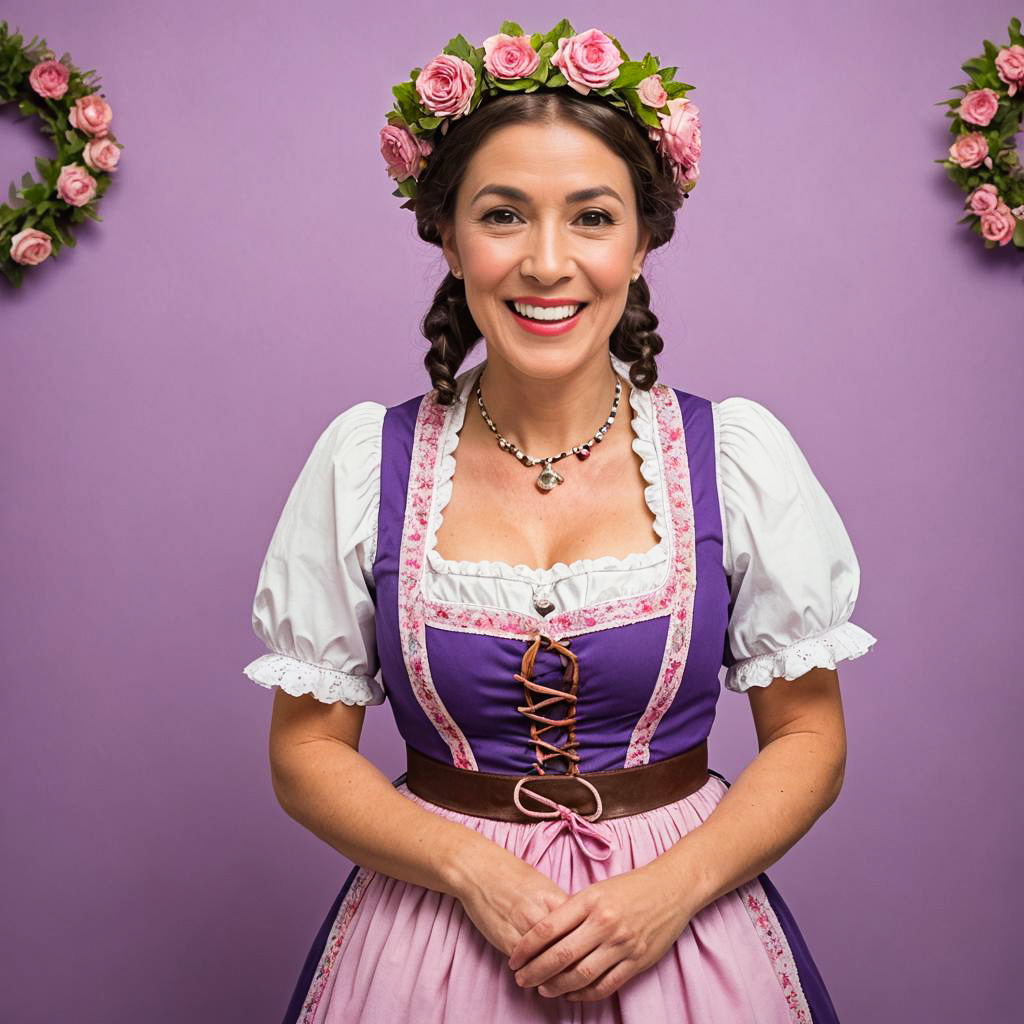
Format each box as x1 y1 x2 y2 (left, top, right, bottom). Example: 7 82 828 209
243 355 877 705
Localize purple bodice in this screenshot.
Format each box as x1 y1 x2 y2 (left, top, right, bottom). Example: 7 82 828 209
371 379 730 774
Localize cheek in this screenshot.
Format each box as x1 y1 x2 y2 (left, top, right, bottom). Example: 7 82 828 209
463 233 516 288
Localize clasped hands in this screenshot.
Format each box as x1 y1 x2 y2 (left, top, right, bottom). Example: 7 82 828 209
510 861 696 1002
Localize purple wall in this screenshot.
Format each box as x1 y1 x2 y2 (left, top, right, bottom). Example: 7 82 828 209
1 3 1019 1021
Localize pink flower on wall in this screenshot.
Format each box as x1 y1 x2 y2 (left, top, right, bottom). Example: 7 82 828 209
28 59 70 99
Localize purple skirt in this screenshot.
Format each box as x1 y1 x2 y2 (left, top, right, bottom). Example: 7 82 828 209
279 770 840 1023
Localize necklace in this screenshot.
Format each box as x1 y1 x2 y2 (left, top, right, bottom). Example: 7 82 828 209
473 362 623 493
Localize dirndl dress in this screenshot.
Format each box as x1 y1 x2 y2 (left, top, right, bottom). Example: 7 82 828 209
242 354 878 1023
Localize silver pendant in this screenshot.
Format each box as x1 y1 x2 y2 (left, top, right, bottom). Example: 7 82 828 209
536 462 563 492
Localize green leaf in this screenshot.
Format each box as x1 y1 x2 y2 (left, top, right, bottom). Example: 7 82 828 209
442 34 473 61
1015 218 1024 246
541 18 574 50
496 76 537 92
499 21 525 37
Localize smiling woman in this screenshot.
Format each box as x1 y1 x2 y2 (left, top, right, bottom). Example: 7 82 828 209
412 86 684 409
243 20 877 1024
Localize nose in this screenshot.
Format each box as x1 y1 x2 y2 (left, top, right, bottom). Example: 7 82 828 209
519 217 576 284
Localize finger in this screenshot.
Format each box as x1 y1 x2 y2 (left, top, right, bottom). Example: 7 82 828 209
535 944 623 999
514 920 603 989
507 895 591 971
564 959 638 1002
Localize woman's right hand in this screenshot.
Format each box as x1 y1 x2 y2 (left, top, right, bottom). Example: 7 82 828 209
450 842 571 958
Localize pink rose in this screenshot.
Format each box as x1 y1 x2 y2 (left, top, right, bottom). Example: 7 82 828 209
995 44 1024 96
28 58 70 99
959 88 1000 126
979 201 1016 246
82 137 121 173
968 183 1000 213
637 74 668 109
380 123 432 182
10 227 53 266
482 33 540 80
415 54 476 119
68 93 113 137
56 163 98 206
551 28 623 95
949 132 990 169
657 97 701 174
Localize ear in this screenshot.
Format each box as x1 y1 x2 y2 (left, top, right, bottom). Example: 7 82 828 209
439 217 459 271
635 225 652 264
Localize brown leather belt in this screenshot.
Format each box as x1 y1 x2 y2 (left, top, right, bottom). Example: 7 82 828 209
404 739 710 823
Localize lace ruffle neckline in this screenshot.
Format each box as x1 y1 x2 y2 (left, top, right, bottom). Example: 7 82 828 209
424 355 669 584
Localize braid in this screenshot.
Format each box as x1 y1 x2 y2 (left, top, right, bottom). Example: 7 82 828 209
609 273 663 391
420 271 483 406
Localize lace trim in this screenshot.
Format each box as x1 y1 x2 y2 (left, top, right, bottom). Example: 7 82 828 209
424 353 668 583
242 652 386 706
723 621 878 692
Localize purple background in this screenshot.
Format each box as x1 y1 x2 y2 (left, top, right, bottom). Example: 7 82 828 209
2 2 1020 1021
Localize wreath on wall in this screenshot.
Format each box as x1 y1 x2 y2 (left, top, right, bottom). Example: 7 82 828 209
0 21 122 287
937 17 1024 250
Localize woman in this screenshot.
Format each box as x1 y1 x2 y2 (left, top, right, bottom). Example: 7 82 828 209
243 22 877 1023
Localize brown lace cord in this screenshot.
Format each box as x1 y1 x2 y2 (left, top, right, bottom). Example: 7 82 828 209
514 632 582 777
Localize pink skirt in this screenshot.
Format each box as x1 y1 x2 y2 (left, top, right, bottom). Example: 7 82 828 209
283 772 839 1023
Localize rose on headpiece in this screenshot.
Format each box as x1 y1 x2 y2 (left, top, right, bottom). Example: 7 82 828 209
380 18 701 212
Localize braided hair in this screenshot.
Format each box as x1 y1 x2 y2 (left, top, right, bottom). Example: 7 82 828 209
412 90 687 406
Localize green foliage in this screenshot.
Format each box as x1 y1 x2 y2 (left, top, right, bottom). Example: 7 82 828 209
0 19 122 286
938 18 1024 250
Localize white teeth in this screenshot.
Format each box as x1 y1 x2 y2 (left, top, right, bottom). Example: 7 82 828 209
512 301 581 321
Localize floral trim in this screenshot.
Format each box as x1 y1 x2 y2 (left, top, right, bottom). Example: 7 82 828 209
242 652 386 706
400 374 697 767
298 867 374 1024
623 391 696 765
398 394 479 769
738 879 813 1023
724 620 878 693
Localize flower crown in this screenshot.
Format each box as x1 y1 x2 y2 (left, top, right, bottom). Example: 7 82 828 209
380 18 701 212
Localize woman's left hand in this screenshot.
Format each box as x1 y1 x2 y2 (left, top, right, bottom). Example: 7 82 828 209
506 861 697 1002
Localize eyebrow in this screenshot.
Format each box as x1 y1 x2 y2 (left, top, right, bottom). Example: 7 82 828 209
470 184 625 206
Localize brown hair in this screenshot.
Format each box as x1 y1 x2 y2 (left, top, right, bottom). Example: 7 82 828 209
410 90 687 405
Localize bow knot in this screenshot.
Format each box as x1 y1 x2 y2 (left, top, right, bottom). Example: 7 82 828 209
514 777 616 862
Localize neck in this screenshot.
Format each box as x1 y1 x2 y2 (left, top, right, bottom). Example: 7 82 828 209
471 351 628 455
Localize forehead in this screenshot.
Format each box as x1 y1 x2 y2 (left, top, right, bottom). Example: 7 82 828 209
461 122 631 200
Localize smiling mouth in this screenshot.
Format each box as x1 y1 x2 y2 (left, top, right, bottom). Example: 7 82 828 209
504 300 589 322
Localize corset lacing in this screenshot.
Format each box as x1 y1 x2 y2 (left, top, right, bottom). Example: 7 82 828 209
513 631 615 862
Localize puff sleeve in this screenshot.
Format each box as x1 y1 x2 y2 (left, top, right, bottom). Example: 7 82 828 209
714 397 878 693
242 401 388 705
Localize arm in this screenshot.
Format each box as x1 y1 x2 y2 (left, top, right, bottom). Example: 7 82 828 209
642 665 848 913
269 689 575 957
268 688 496 897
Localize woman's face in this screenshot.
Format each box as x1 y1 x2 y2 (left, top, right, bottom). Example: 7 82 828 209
440 120 651 380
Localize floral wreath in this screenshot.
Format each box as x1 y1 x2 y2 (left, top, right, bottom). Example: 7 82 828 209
937 16 1024 250
379 18 701 213
0 21 122 287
